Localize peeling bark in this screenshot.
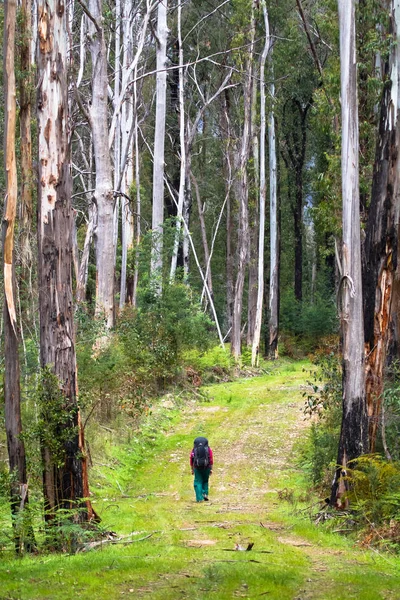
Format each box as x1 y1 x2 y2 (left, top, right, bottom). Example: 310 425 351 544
3 0 34 552
37 0 96 523
363 0 400 452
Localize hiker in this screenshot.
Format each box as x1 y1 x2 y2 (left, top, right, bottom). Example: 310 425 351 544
190 436 213 502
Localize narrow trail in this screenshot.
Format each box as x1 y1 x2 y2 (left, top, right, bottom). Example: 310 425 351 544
115 362 400 599
1 361 400 600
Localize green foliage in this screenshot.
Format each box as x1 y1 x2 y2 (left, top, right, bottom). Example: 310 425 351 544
280 290 338 342
119 282 214 382
380 360 400 460
347 455 400 527
76 283 215 421
29 368 78 468
299 349 342 487
43 507 103 554
183 345 234 383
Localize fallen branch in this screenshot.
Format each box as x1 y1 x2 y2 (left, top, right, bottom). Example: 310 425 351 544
79 532 154 552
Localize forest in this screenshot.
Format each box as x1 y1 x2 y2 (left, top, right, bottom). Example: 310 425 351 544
1 0 400 597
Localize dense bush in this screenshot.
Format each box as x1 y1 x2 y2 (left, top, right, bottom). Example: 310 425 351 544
76 283 215 420
347 455 400 527
280 290 338 343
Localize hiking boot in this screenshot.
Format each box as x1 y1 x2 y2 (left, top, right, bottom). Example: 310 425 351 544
203 496 209 501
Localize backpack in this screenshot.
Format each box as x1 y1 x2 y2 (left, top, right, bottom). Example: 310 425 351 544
193 436 209 468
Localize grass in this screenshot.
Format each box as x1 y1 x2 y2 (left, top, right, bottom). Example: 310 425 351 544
1 358 400 599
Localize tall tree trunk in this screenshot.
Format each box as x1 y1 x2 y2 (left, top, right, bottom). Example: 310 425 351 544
231 4 256 359
192 173 213 298
221 92 234 336
182 162 192 280
3 0 34 553
76 204 95 304
132 65 141 307
37 0 96 523
268 70 279 359
252 0 271 366
282 98 310 304
19 0 33 274
247 63 259 348
170 0 186 282
151 0 168 288
119 0 135 307
331 0 368 506
88 0 115 327
363 0 400 452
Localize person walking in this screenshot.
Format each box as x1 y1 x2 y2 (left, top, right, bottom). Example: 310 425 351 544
190 436 213 502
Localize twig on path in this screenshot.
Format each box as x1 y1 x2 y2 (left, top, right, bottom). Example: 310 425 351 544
79 532 155 552
195 559 263 564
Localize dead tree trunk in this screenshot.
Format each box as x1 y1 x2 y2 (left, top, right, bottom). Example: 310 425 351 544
331 0 368 506
37 0 96 523
363 0 400 452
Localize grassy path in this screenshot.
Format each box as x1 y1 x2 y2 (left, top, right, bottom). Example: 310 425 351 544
1 360 400 599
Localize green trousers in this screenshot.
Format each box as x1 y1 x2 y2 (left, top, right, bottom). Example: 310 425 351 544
193 467 211 502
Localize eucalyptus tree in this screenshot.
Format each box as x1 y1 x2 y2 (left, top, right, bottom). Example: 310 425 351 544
37 0 96 522
363 0 400 453
251 0 271 366
3 0 34 552
331 0 368 506
151 0 168 289
19 0 34 277
86 0 115 327
231 0 256 359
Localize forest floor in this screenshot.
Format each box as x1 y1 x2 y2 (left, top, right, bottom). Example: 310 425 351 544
1 359 400 599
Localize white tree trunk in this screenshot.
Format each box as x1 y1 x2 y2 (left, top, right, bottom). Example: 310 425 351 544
331 0 368 505
268 72 279 358
231 5 255 359
151 0 168 286
119 0 135 308
132 65 141 307
88 0 115 327
251 0 271 366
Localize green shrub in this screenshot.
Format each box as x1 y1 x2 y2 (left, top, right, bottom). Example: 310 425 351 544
380 360 400 461
298 348 342 488
347 455 400 526
280 290 338 345
76 283 216 421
